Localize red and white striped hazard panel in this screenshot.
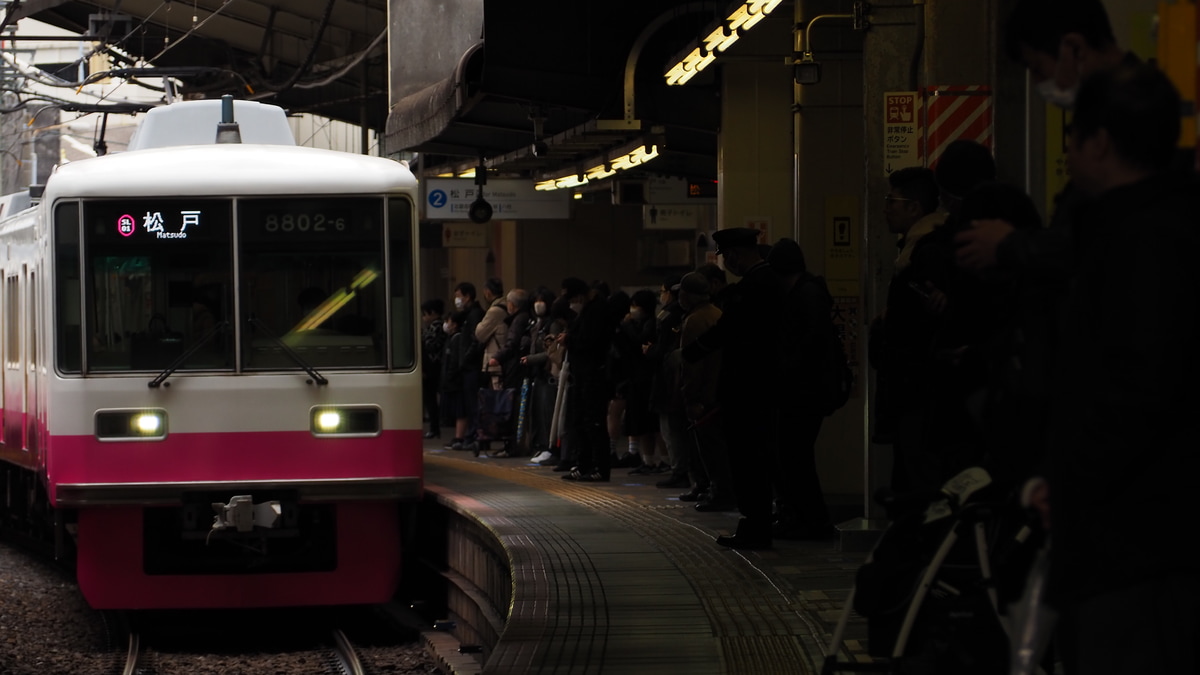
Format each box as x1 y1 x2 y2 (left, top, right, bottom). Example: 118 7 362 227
922 85 993 168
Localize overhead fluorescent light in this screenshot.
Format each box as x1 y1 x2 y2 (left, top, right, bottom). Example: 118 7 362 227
535 143 661 191
664 0 786 86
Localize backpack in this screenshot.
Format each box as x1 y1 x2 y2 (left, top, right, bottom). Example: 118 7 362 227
804 275 854 416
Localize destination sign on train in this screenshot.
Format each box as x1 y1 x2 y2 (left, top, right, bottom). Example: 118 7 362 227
85 200 230 243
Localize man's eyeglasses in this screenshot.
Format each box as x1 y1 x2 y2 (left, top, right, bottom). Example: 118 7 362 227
884 195 915 204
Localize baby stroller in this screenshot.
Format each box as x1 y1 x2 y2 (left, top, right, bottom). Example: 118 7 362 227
822 467 1044 675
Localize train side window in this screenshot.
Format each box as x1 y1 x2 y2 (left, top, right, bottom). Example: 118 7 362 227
54 202 82 373
388 197 415 370
28 272 36 369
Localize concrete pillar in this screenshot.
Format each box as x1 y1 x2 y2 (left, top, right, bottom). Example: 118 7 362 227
718 60 795 244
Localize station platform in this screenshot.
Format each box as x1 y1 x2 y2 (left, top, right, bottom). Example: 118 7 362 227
417 440 875 675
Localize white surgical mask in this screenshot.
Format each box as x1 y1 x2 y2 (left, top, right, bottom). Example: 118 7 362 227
1035 78 1078 110
534 301 546 316
454 296 464 310
442 321 452 333
569 301 583 314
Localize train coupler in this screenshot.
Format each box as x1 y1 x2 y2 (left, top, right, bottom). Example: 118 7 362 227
208 495 282 536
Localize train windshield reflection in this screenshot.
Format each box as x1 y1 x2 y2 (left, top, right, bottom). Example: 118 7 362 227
239 197 386 370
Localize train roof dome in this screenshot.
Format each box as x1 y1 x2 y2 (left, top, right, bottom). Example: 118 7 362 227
128 99 296 151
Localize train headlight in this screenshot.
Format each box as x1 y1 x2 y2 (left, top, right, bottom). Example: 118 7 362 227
134 413 162 434
95 409 168 441
310 406 381 437
316 411 342 432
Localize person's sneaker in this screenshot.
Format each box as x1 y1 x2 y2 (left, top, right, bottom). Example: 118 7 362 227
628 464 654 475
552 462 575 472
445 438 463 451
531 450 553 463
539 454 561 466
562 469 608 482
650 463 672 474
613 453 642 468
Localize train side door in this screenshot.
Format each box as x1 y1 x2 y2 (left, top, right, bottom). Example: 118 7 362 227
0 267 5 453
26 267 37 456
3 272 18 450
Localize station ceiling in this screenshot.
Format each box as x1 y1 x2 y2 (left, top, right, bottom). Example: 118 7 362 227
8 0 796 184
8 0 390 127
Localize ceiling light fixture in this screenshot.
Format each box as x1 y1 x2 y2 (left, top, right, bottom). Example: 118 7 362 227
664 0 785 86
535 142 661 191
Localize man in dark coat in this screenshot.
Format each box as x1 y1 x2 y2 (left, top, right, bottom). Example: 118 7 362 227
559 278 616 482
767 239 835 540
1034 64 1200 674
683 227 782 549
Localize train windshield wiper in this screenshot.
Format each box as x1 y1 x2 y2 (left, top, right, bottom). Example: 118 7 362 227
148 321 230 389
248 317 329 386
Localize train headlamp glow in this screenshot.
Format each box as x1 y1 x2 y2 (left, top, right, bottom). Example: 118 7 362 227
134 413 162 434
95 409 168 441
316 411 342 432
310 406 381 437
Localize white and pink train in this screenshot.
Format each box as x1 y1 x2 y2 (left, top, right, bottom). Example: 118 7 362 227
0 98 424 609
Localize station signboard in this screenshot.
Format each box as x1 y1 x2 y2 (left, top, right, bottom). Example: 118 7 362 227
424 179 570 220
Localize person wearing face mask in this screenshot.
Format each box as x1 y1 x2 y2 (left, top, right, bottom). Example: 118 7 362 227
446 281 485 451
524 288 567 464
438 311 472 450
954 0 1132 276
941 0 1133 497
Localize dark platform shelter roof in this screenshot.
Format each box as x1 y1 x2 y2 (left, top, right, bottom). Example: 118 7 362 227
387 0 732 181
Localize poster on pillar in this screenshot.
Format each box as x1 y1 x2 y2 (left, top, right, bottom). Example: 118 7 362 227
923 85 993 169
1045 103 1071 219
883 91 921 176
823 196 859 282
742 217 770 243
827 280 861 399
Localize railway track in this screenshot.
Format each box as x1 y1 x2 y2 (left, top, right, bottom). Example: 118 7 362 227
120 632 143 675
328 629 366 675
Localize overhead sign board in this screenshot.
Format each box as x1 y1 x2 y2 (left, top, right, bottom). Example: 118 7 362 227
643 204 714 230
424 179 570 220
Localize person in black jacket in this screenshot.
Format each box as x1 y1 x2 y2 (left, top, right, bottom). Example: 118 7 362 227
559 278 617 482
683 228 783 549
438 311 471 450
1035 64 1200 675
767 239 834 540
420 299 446 439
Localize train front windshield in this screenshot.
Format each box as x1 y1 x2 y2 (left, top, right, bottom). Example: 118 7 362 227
54 197 415 375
